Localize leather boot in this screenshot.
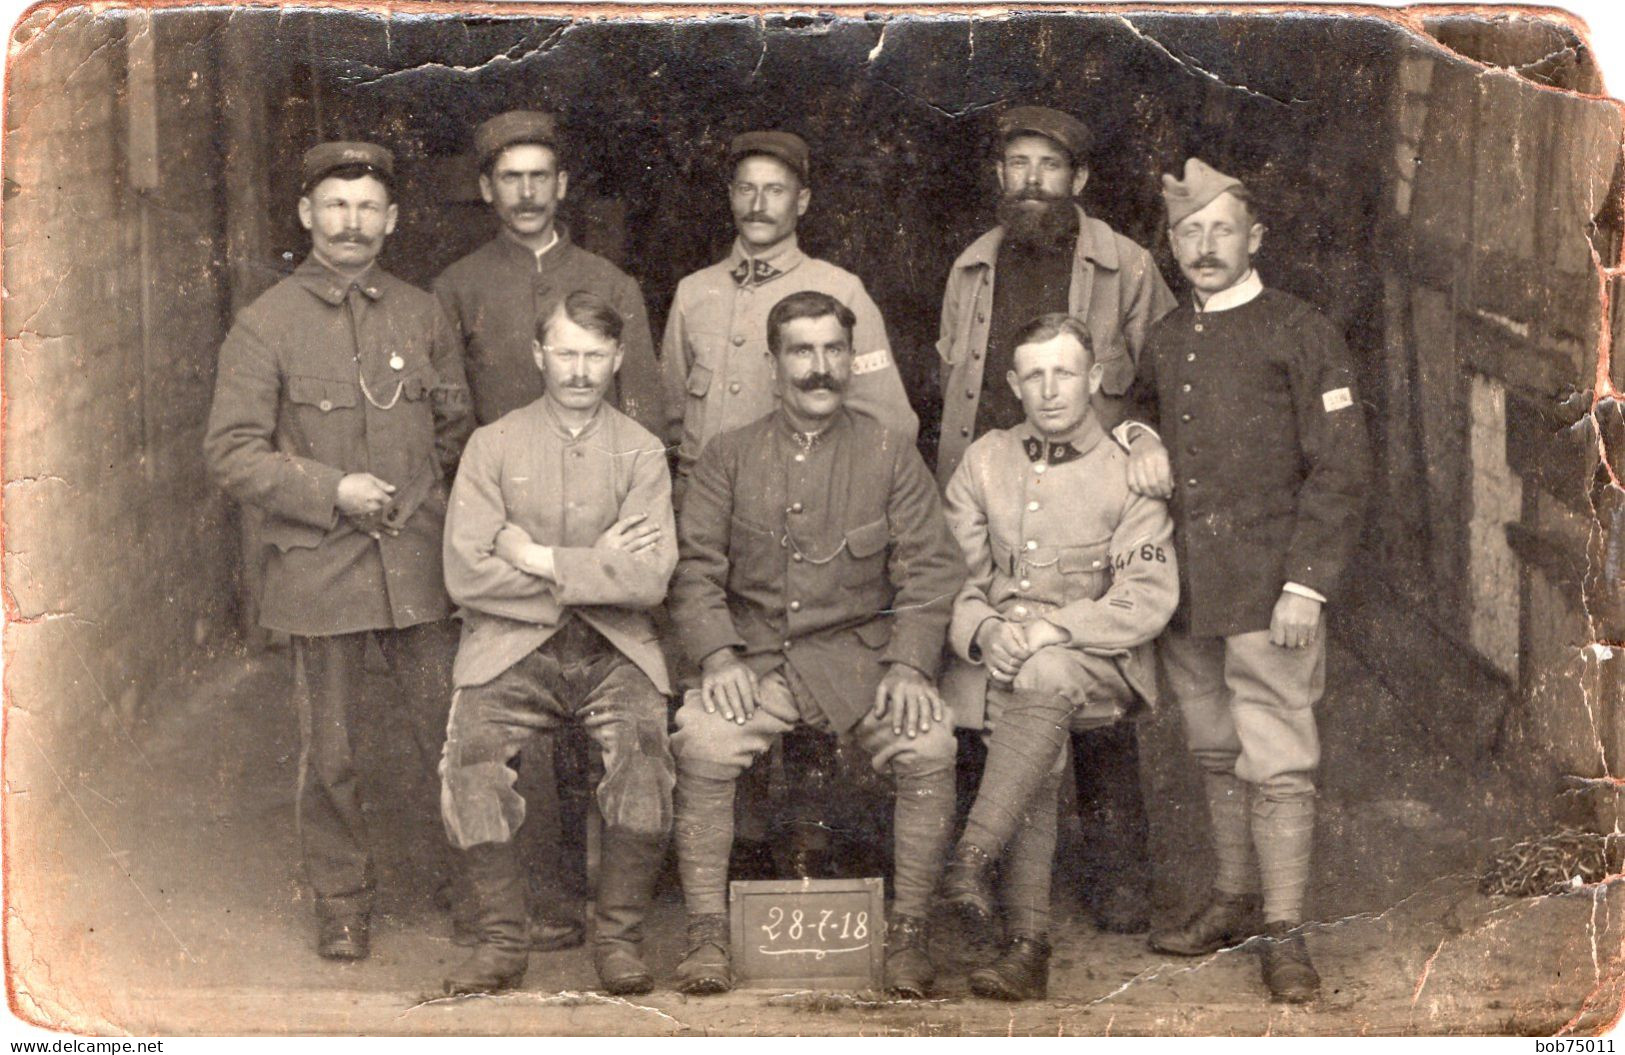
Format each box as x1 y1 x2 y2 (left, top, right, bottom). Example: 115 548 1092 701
1072 722 1152 934
1148 891 1261 956
969 934 1051 1001
884 914 935 999
941 843 998 947
1257 921 1320 1003
592 830 664 995
443 842 529 995
675 913 733 995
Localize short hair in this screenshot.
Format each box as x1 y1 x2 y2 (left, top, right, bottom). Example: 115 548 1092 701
540 290 623 345
1226 183 1260 222
1009 313 1094 369
481 140 566 180
303 163 393 199
766 291 856 356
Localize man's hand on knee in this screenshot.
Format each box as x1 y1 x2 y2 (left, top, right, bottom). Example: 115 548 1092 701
977 619 1033 684
699 648 759 725
873 663 944 739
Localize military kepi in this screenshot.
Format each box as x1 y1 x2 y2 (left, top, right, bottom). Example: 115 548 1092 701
728 130 810 183
1162 158 1245 227
474 110 559 170
998 105 1092 162
301 141 393 190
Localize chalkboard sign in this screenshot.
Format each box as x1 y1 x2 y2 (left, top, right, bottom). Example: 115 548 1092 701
729 878 886 990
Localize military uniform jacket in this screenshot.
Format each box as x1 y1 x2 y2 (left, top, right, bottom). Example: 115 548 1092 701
442 398 675 691
670 408 964 733
204 256 473 637
942 418 1179 728
434 231 664 433
660 236 919 480
1129 286 1370 638
935 208 1175 486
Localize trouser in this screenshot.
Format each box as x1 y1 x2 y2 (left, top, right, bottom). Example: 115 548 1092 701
1160 628 1324 922
292 620 455 923
965 647 1137 937
439 619 675 851
671 666 956 918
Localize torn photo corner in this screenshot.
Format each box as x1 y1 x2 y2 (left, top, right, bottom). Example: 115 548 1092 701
4 0 1625 1039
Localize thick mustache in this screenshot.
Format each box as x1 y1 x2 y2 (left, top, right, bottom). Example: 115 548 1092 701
794 373 843 392
1007 188 1067 203
333 233 374 244
1191 255 1226 269
741 212 774 224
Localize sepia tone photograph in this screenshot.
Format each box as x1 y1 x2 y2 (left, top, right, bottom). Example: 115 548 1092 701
3 0 1624 1038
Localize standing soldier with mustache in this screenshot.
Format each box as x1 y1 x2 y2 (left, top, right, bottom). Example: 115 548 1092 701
934 106 1176 935
205 142 472 962
661 131 920 880
434 111 665 953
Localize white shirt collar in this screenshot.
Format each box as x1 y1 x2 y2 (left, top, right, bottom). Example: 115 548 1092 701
1195 269 1263 313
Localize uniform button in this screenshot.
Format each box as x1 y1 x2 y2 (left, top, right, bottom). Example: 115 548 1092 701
1092 559 1102 568
789 600 801 612
971 350 982 360
792 553 804 562
1027 501 1039 512
319 399 333 411
729 382 742 394
1019 579 1031 590
1025 540 1037 551
1187 353 1196 362
1182 383 1192 393
965 389 976 399
1033 463 1047 475
789 502 803 514
573 450 583 458
1187 478 1198 487
960 427 970 437
1013 606 1028 618
732 335 745 346
1180 413 1192 422
1194 323 1204 332
976 312 987 323
794 453 805 463
783 639 793 650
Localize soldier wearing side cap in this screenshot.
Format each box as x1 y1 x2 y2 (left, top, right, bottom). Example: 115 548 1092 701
434 111 666 954
1123 158 1370 1004
935 105 1177 936
661 130 919 880
204 142 473 962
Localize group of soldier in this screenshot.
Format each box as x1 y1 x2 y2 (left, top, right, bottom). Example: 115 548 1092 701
202 103 1370 1008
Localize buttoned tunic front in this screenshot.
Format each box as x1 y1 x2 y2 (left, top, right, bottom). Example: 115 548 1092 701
660 236 919 479
442 398 676 692
1130 286 1370 638
935 208 1175 486
669 409 963 733
942 418 1179 727
204 256 473 636
434 231 664 434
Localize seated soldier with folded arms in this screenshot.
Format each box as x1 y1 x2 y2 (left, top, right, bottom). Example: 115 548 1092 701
939 313 1178 1000
437 291 677 998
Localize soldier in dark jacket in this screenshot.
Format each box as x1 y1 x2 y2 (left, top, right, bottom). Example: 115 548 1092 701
204 142 473 962
1121 159 1369 1004
667 291 965 1000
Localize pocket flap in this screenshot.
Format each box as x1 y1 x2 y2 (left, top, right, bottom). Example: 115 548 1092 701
402 371 433 401
288 375 358 411
1058 540 1112 574
845 517 890 558
262 514 328 553
853 618 891 649
686 363 713 398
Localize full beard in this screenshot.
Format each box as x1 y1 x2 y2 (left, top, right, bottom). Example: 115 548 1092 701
998 193 1079 250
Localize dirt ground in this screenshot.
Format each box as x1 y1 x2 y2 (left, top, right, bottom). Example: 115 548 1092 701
7 635 1624 1036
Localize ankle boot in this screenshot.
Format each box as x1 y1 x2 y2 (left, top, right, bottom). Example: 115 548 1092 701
443 842 529 995
675 913 733 995
592 829 665 995
969 934 1051 1001
941 843 998 949
1148 890 1261 957
1258 920 1320 1003
885 913 936 999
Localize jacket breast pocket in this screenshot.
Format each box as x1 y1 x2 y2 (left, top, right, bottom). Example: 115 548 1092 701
686 363 714 399
287 375 359 415
1058 540 1113 603
840 516 890 587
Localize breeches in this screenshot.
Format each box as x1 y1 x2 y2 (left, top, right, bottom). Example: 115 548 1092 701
671 667 957 780
440 620 675 850
1159 629 1323 800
